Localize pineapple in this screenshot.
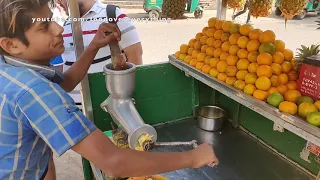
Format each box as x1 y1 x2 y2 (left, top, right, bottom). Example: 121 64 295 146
162 0 187 19
279 0 307 27
248 0 274 18
228 0 246 10
295 44 320 72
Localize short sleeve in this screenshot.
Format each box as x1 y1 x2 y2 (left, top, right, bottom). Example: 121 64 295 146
16 82 97 156
115 7 141 49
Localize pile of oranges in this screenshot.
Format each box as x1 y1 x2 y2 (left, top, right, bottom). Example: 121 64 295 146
174 18 300 104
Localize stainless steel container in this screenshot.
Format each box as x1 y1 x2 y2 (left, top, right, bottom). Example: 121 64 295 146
197 106 226 131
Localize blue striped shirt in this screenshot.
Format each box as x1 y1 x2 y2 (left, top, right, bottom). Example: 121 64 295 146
0 57 97 179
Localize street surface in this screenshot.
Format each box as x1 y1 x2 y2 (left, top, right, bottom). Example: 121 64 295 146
54 8 319 180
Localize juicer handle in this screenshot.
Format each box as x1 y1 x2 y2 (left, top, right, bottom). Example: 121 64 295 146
191 141 217 168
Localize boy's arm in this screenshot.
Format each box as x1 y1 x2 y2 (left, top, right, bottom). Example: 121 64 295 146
59 23 121 92
115 7 143 65
15 82 218 178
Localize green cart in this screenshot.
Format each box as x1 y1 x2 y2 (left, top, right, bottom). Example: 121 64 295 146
143 0 205 19
274 0 320 19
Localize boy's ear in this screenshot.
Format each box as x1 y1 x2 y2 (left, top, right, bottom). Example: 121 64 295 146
0 37 26 55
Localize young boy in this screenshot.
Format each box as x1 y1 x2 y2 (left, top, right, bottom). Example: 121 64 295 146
0 0 219 179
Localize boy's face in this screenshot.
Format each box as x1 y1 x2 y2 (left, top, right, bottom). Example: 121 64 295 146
0 4 65 65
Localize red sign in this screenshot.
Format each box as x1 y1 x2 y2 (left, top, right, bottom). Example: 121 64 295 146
297 64 320 101
306 142 320 156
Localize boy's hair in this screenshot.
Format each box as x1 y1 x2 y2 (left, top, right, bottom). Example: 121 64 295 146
0 0 55 55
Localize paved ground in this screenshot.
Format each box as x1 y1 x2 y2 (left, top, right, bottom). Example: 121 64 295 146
54 8 319 180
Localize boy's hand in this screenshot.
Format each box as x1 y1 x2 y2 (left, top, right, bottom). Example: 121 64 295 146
190 143 219 168
90 23 121 50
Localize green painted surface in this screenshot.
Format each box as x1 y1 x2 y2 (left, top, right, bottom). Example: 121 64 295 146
87 63 194 132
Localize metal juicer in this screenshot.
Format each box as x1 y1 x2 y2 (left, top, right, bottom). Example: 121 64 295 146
100 38 157 151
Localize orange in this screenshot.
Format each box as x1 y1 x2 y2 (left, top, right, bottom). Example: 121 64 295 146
249 29 263 40
237 36 250 49
226 66 238 77
206 47 215 56
270 75 279 87
237 49 249 59
229 33 241 45
248 51 259 62
257 53 273 65
214 30 224 40
195 33 203 41
247 40 260 52
229 45 240 55
215 20 224 30
206 37 215 47
248 62 259 73
274 40 285 52
255 76 271 90
209 68 219 78
245 73 258 84
189 59 198 67
174 51 181 58
279 101 298 115
200 36 209 45
277 84 288 95
197 53 206 61
205 56 212 64
189 39 197 48
196 62 205 70
221 33 231 42
220 52 229 61
214 40 223 48
226 55 239 66
268 87 279 94
244 84 257 95
206 28 216 37
239 24 254 36
286 81 297 90
315 101 320 111
257 65 272 78
209 58 220 68
201 45 209 53
281 61 292 73
208 17 218 28
222 42 231 52
188 48 195 55
217 73 228 82
259 30 276 43
236 70 249 80
273 51 285 64
217 61 228 73
288 70 299 81
284 90 302 103
202 64 212 74
283 49 294 61
194 41 201 50
222 21 233 32
202 27 209 35
179 54 187 61
192 50 200 59
234 80 246 90
298 102 319 118
226 77 237 85
271 63 282 75
183 55 192 64
213 48 223 58
253 90 269 101
278 73 289 85
237 59 250 70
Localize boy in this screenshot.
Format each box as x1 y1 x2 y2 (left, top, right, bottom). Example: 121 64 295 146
0 0 219 179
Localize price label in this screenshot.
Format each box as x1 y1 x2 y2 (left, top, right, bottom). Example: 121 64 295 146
297 64 320 100
306 141 320 156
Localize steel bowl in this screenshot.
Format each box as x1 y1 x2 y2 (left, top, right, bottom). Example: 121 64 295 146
197 106 226 132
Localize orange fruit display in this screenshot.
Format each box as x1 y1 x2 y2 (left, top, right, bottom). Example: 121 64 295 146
279 101 298 115
255 76 271 91
226 55 239 66
226 77 237 85
217 61 228 72
284 90 302 103
249 29 263 40
226 66 238 77
257 53 273 65
257 65 272 78
283 49 294 61
244 84 257 95
273 52 285 64
253 90 269 101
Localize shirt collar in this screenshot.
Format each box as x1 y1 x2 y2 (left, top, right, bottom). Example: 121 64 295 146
1 55 64 84
82 0 103 17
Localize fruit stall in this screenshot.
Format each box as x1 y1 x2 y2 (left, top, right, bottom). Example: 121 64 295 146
65 0 320 179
